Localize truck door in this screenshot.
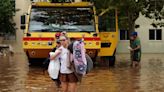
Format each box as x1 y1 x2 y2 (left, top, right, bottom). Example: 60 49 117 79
98 9 118 56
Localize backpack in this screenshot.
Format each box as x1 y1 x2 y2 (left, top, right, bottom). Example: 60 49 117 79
68 41 93 74
73 41 87 75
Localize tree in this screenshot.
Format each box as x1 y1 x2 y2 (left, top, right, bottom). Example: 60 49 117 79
0 0 16 35
94 0 164 33
94 0 164 62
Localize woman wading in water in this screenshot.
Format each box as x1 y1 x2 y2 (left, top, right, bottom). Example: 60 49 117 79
50 35 78 92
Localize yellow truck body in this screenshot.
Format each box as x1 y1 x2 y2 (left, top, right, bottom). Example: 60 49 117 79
21 2 118 65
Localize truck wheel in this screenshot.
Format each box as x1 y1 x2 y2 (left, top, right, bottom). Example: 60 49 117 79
26 52 33 65
28 58 34 65
87 50 98 67
108 56 116 67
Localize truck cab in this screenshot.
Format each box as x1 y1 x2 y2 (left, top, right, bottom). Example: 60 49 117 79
20 1 118 66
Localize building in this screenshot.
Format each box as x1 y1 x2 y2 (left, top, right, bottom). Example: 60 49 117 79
117 14 164 53
12 0 31 52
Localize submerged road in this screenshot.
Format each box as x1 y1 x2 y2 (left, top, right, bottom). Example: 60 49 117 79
0 54 164 92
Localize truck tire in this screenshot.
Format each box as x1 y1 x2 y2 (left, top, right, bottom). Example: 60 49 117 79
108 49 116 67
108 56 115 67
87 50 98 67
26 52 33 65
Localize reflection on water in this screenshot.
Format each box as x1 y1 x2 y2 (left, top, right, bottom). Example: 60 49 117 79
0 54 164 92
0 54 28 92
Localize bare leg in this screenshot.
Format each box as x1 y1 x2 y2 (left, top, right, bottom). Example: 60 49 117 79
136 62 139 67
133 61 140 68
69 83 77 92
132 61 136 68
61 82 68 92
135 62 141 68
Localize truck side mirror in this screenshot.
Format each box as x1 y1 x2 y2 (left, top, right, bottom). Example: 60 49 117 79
20 15 26 30
26 33 31 37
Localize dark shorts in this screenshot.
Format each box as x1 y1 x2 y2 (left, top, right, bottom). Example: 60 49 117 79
60 73 78 83
132 52 141 62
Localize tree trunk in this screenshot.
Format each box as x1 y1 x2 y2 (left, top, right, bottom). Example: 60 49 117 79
129 21 135 33
127 11 136 63
129 21 135 64
128 11 135 34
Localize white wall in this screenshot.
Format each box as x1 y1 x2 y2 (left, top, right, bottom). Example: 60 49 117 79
75 0 82 2
117 14 164 53
13 0 31 53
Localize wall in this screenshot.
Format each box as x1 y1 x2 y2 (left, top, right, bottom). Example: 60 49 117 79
13 0 31 53
117 14 164 53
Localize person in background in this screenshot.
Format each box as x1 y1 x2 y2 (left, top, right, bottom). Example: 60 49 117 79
50 33 62 88
51 39 61 88
43 33 61 88
129 32 141 68
50 35 78 92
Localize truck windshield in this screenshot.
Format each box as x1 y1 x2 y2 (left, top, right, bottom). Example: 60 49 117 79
29 7 95 32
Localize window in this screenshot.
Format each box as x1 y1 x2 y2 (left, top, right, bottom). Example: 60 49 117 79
149 29 162 40
149 29 155 40
120 29 129 40
156 29 162 40
29 7 95 32
99 10 116 32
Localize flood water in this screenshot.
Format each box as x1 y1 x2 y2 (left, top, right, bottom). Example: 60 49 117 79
7 0 163 91
0 53 164 92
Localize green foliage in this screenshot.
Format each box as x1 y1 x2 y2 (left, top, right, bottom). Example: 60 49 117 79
94 0 164 32
94 0 118 14
142 0 164 20
0 0 16 35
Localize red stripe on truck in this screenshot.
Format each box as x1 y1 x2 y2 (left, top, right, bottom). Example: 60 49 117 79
84 37 100 41
23 37 54 41
23 37 100 41
72 37 100 41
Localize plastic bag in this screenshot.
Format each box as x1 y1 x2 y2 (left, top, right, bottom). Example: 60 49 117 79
48 52 60 79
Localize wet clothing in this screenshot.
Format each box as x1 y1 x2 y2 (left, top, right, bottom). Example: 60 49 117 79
57 46 78 83
132 52 141 62
131 37 141 62
58 46 73 74
60 73 78 83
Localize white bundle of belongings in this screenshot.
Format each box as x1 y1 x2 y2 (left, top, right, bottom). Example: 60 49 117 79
48 52 60 79
127 46 132 50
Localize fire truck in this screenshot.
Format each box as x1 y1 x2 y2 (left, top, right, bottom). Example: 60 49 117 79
20 0 118 66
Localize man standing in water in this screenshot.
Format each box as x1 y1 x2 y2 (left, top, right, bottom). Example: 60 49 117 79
129 32 141 68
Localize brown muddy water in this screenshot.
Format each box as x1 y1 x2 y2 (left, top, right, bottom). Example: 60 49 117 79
0 54 164 92
9 0 164 91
